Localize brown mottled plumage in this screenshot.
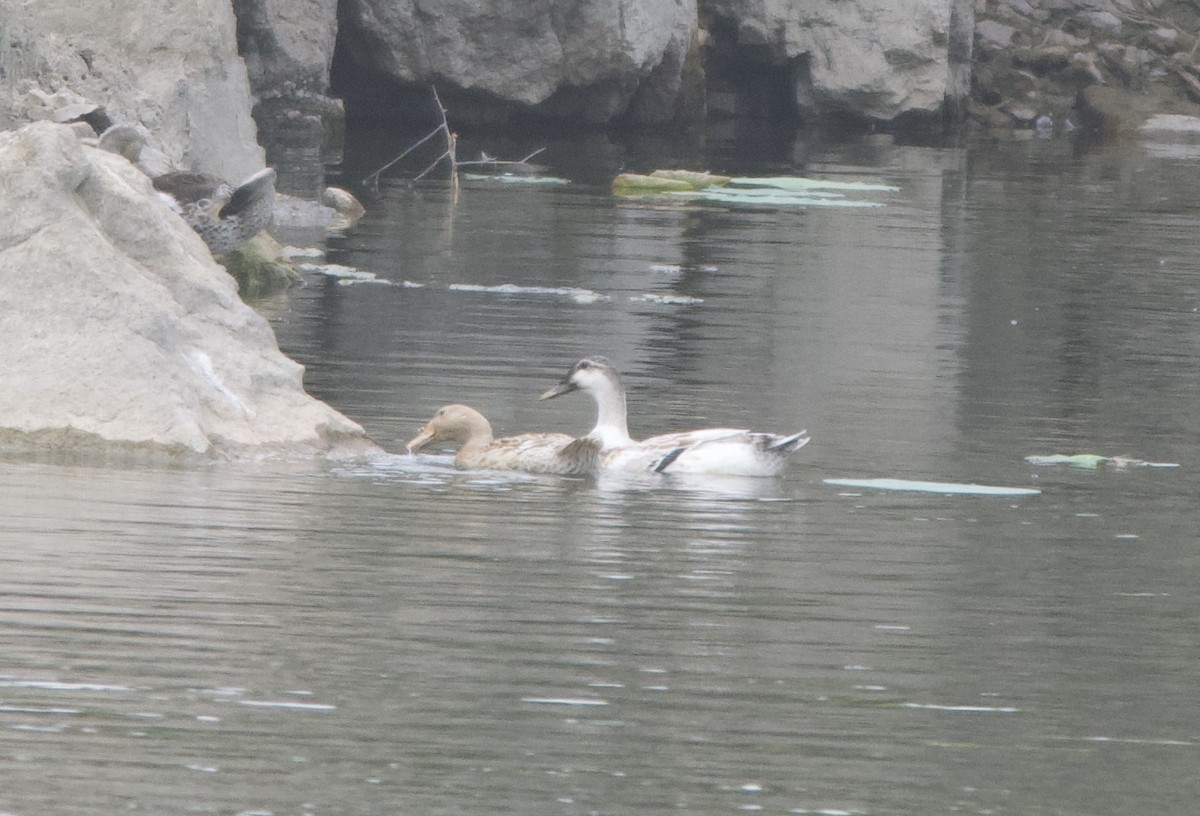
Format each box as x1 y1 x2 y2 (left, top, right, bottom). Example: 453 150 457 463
97 124 276 255
152 167 276 255
406 404 597 475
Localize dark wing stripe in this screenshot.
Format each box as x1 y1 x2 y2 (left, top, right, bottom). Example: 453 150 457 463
653 446 687 473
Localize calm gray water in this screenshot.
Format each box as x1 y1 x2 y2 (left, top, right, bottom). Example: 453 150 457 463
3 133 1200 815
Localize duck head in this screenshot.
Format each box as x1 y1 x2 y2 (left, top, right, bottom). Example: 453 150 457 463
406 404 492 454
539 356 622 401
540 356 632 447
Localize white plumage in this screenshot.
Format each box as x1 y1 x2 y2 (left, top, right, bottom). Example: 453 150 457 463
540 357 809 477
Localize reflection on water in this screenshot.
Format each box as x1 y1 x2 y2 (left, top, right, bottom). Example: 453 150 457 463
4 134 1200 814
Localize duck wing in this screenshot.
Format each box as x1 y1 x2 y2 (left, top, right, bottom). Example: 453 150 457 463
596 428 743 473
660 430 809 476
152 172 231 208
600 428 810 477
470 432 596 475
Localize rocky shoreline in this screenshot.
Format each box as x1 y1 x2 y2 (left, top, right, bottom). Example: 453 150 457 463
971 0 1200 142
5 1 1200 170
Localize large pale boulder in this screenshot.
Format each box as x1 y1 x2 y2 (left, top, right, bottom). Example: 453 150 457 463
704 0 965 122
0 122 379 460
0 0 264 183
337 0 698 124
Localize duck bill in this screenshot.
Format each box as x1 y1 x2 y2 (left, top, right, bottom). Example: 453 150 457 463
405 427 435 455
539 381 577 401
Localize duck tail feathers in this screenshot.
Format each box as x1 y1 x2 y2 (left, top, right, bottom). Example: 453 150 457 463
220 167 277 219
767 430 810 454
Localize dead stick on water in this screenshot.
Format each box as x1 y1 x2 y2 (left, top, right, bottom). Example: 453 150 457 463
457 147 548 171
362 86 455 189
413 86 457 182
362 86 547 190
362 125 441 190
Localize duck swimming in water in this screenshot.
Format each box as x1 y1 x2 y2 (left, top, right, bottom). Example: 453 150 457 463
406 404 597 475
540 356 809 477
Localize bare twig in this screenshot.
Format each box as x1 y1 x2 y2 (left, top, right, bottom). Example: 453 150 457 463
361 86 547 192
362 125 441 190
457 147 548 171
412 87 456 181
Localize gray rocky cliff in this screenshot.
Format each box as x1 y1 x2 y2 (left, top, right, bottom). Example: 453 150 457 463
233 0 340 100
0 0 265 182
4 0 1200 153
329 0 972 131
702 0 969 126
230 0 345 196
335 0 700 126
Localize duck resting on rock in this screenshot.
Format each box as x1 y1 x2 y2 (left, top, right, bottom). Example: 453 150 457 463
98 123 276 255
150 167 277 256
406 404 597 475
540 356 810 477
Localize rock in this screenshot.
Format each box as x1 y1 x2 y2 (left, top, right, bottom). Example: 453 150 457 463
1078 10 1122 35
231 0 345 164
68 121 98 141
96 123 176 178
272 194 349 230
321 187 366 226
966 98 1018 130
1173 65 1200 103
1004 105 1039 123
997 0 1041 21
1044 29 1087 49
1095 43 1142 85
1147 27 1179 54
0 0 264 183
1070 51 1107 86
1015 45 1072 73
1076 84 1154 138
50 101 100 124
337 0 698 125
976 20 1018 50
0 122 379 460
705 0 965 123
232 0 339 98
220 232 306 296
1139 113 1200 142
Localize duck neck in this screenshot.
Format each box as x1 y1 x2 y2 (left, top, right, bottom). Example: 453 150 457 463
589 386 633 448
455 419 494 464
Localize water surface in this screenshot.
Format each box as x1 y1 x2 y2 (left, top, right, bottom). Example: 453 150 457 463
3 133 1200 814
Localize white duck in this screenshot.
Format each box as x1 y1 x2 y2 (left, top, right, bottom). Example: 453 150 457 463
539 356 809 477
406 404 597 475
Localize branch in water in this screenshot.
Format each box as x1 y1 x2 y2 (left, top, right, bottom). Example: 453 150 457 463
361 88 546 191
